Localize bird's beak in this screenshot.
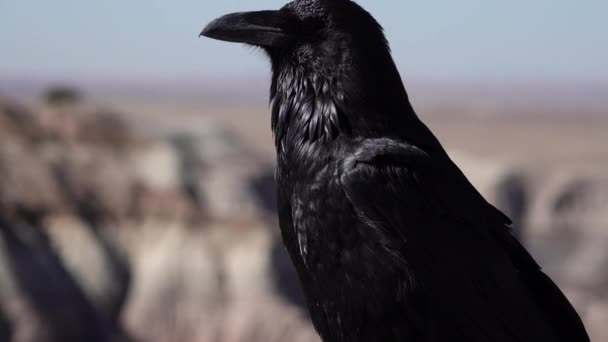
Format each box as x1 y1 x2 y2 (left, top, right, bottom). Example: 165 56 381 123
200 10 290 47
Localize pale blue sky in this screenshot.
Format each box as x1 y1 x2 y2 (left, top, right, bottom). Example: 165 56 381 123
1 0 606 82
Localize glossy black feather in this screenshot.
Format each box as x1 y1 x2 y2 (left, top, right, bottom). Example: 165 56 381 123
266 1 590 341
205 0 590 341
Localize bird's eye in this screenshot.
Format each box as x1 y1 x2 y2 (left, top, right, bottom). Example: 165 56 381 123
284 16 325 40
303 17 325 33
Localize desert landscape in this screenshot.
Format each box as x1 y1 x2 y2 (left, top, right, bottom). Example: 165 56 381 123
0 80 606 341
2 0 606 340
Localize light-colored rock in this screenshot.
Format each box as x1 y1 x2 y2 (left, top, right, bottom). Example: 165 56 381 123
123 223 221 339
528 171 608 236
79 109 132 148
131 141 181 192
560 236 608 290
48 146 136 220
0 143 63 216
172 126 272 221
223 226 275 302
45 216 130 321
0 102 42 142
585 300 608 342
196 300 319 342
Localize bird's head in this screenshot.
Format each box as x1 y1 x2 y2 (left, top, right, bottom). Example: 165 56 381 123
200 0 389 73
201 0 414 147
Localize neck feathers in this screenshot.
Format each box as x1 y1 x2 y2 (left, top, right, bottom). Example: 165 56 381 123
271 67 346 152
269 45 418 157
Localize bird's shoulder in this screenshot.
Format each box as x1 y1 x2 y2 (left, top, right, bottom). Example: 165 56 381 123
339 137 509 228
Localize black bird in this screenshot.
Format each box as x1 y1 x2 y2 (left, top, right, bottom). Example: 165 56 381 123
201 1 590 341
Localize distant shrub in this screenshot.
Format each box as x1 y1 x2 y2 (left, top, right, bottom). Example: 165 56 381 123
43 86 82 105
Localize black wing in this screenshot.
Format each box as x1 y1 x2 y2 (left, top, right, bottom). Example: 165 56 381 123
340 138 590 342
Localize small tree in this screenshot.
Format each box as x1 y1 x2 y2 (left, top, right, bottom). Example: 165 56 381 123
43 86 83 106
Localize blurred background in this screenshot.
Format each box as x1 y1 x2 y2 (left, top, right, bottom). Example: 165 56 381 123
0 1 607 341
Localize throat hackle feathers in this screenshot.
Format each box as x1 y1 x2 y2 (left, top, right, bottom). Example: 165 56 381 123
270 66 347 153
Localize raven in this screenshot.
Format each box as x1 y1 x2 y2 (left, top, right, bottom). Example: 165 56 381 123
201 1 590 341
